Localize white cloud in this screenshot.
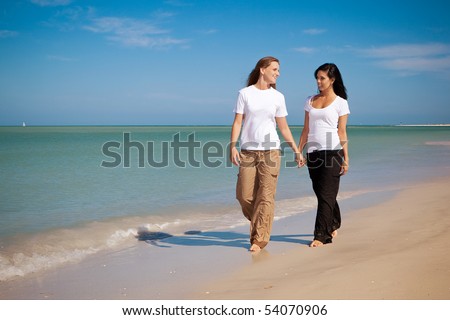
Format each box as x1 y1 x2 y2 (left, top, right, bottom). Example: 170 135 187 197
293 47 315 54
360 43 450 75
30 0 72 6
84 16 188 48
0 30 18 38
85 17 166 35
303 28 326 35
379 56 450 72
198 29 218 35
55 6 89 21
361 43 450 58
42 6 91 31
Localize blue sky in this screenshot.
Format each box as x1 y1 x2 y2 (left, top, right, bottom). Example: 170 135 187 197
1 0 450 125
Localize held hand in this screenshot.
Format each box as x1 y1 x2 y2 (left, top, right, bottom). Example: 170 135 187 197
295 153 307 168
231 147 241 166
340 160 349 176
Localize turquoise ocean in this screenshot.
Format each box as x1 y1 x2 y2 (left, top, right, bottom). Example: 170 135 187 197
1 125 449 281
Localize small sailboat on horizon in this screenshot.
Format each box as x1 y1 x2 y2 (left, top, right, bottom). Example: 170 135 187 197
22 121 26 127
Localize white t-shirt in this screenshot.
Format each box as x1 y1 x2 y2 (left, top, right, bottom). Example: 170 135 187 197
304 95 350 153
234 85 288 150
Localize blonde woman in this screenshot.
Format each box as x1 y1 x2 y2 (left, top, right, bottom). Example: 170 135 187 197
230 56 303 252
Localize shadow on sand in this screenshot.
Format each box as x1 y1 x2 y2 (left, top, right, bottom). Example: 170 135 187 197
136 230 313 249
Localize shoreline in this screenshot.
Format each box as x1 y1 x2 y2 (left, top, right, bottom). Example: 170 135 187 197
2 123 450 127
1 177 449 299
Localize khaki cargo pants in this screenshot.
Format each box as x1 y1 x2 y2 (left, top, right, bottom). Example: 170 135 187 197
236 150 281 249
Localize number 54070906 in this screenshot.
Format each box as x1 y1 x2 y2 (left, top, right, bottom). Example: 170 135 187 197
264 304 327 316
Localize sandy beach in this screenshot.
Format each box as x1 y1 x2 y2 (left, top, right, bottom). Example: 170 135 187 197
1 177 449 300
195 178 450 300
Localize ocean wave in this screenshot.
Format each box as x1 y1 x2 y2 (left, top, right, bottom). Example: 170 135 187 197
0 215 206 282
0 226 137 282
425 141 450 146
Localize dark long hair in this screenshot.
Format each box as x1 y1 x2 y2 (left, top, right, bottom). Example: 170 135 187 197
247 56 279 89
314 63 347 100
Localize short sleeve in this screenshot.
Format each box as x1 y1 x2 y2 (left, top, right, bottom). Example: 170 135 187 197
304 96 313 112
338 99 350 116
275 93 288 117
233 91 245 114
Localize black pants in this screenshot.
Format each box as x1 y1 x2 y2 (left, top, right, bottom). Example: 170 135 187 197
307 149 344 244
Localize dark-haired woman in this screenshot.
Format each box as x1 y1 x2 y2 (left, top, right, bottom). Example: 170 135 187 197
298 63 350 247
230 56 303 252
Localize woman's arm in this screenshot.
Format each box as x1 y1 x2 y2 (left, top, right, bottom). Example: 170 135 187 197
276 117 304 167
230 113 243 166
337 114 349 175
298 111 309 155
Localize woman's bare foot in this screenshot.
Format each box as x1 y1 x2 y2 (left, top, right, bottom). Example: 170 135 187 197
309 240 324 247
249 243 261 252
331 230 338 238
